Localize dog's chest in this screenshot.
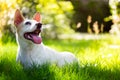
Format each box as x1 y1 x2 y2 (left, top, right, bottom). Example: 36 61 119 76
18 45 59 67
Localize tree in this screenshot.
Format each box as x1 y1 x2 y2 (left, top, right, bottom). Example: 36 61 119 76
109 0 120 34
68 0 112 32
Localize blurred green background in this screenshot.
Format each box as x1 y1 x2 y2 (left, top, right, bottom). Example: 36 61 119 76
0 0 120 41
0 0 120 42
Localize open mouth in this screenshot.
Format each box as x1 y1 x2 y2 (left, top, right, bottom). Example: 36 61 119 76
24 26 42 44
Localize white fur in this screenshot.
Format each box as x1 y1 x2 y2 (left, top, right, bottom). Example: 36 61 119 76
15 11 77 67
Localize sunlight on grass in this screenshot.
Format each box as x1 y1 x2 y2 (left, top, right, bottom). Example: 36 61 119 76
0 35 120 80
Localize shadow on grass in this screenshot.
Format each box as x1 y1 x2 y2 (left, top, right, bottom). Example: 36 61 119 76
80 63 120 80
0 58 56 80
0 58 120 80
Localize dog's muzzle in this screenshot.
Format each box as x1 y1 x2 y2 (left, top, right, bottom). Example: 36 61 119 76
24 23 42 44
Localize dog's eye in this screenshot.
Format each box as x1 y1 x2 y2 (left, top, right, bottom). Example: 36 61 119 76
25 22 31 25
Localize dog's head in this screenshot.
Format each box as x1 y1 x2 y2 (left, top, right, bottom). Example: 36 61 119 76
14 9 42 44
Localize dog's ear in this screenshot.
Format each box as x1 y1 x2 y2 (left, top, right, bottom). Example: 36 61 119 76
14 9 24 27
33 12 41 22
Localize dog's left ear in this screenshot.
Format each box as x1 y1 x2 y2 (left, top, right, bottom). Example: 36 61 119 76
14 9 24 27
33 12 41 22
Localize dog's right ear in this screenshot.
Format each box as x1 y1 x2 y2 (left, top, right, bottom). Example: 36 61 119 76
33 12 41 22
14 9 24 27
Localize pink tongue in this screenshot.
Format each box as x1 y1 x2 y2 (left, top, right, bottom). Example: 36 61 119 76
31 34 42 44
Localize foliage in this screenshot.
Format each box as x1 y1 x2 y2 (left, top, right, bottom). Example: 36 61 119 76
0 35 120 80
107 0 120 34
0 0 74 40
0 0 18 39
69 0 112 32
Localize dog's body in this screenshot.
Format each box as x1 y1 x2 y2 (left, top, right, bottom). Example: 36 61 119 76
14 9 77 67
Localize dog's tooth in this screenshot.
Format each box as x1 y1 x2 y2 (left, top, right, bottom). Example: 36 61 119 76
28 35 31 38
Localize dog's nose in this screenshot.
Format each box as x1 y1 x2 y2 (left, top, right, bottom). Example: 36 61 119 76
36 23 42 29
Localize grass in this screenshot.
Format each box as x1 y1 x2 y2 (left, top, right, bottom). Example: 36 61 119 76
0 34 120 80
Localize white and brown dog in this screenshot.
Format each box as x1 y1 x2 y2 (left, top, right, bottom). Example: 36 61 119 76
14 9 77 67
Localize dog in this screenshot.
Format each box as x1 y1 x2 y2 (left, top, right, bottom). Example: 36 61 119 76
14 9 78 67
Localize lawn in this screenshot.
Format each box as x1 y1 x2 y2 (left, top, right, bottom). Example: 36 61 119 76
0 34 120 80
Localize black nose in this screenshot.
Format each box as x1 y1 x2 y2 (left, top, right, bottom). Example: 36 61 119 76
36 23 42 29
